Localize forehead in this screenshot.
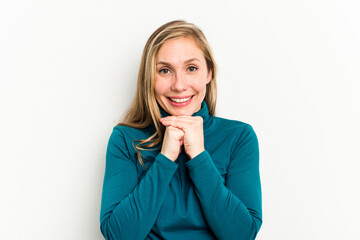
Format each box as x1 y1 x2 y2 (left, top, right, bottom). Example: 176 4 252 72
156 37 205 63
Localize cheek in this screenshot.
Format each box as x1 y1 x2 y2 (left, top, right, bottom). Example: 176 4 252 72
154 80 167 97
193 77 208 91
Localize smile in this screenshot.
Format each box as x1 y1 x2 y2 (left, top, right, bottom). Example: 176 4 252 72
167 96 194 106
169 96 193 103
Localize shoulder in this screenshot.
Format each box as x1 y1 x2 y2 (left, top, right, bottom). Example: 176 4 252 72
211 115 257 136
106 124 155 162
107 124 153 153
210 116 258 153
111 124 154 140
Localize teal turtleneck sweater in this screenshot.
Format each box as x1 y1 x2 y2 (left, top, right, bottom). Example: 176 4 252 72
100 101 262 240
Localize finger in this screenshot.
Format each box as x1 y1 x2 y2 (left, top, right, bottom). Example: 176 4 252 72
161 118 190 130
161 116 202 130
166 126 184 138
160 116 198 125
160 116 193 122
161 116 203 125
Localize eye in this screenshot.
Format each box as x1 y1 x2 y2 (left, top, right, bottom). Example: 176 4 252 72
159 68 171 75
187 66 198 72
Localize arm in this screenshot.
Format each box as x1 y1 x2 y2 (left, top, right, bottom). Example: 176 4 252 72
100 127 178 240
186 124 262 240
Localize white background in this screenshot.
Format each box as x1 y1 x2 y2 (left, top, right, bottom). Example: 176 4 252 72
1 0 359 239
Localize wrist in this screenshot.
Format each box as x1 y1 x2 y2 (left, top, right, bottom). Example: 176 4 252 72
189 148 205 159
161 150 177 162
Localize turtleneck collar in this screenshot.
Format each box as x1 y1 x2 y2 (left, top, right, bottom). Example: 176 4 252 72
159 100 212 127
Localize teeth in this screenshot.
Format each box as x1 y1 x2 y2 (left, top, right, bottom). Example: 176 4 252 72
170 96 192 103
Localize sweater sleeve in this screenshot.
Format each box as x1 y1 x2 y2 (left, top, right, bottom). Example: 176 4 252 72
186 124 262 240
100 127 178 240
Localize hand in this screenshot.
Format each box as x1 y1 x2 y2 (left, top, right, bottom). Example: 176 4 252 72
160 116 205 159
161 126 184 162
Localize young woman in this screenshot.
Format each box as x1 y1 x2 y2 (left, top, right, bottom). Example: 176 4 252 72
100 20 262 240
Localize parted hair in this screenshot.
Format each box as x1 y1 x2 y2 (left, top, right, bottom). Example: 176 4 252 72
117 20 217 167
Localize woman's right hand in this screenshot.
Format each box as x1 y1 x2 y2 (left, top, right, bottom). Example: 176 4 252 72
161 126 184 162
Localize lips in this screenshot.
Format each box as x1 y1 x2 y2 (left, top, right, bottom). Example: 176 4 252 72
166 95 194 106
168 96 193 103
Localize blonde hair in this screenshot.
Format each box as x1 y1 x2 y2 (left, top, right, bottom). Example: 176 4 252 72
117 20 217 167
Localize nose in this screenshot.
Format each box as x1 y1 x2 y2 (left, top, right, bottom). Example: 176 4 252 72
171 72 187 92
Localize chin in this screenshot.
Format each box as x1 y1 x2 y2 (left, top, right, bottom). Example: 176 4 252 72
172 107 197 116
172 111 192 116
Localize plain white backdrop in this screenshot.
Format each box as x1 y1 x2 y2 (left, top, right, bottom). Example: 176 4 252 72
1 0 359 239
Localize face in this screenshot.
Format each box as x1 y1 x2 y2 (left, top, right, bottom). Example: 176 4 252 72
154 37 212 116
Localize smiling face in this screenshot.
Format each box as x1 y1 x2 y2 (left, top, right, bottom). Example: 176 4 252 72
154 37 212 116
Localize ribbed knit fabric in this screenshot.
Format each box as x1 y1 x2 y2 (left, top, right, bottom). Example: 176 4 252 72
100 101 262 240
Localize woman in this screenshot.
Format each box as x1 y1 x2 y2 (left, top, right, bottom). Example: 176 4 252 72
100 20 262 240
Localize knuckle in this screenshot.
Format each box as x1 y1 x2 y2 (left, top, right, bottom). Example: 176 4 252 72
168 126 180 134
195 117 203 124
195 116 202 121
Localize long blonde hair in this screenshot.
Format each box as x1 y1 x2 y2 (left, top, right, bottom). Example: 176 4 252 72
117 20 217 167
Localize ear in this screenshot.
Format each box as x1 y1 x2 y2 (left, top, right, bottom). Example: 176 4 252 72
206 69 212 84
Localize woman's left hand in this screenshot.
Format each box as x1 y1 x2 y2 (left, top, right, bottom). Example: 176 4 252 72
160 116 205 159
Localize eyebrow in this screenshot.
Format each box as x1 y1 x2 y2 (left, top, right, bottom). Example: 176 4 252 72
156 57 200 66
